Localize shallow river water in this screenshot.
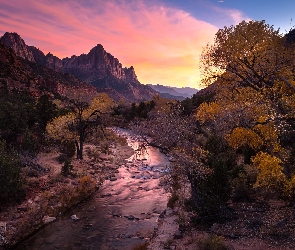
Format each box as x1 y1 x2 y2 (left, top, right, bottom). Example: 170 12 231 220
16 128 170 250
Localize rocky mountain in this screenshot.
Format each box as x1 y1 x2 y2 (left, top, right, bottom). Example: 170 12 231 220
0 40 97 99
0 32 158 102
0 32 35 62
147 84 198 100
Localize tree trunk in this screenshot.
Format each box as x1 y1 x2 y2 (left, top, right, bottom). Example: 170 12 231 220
75 139 83 160
79 136 83 160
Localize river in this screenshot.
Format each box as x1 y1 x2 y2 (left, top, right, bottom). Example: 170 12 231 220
15 128 170 250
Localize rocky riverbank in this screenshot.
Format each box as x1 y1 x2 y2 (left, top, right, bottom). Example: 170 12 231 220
10 127 171 249
0 137 134 249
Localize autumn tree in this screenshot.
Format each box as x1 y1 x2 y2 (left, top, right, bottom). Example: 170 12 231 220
201 20 295 91
200 20 295 150
198 20 295 199
131 97 211 210
46 93 114 159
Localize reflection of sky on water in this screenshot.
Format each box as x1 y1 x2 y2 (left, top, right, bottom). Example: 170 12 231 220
119 129 170 169
16 127 169 250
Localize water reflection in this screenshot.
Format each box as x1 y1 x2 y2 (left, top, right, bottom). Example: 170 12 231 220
16 128 169 250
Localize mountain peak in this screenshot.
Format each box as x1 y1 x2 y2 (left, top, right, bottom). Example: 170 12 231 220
0 32 158 102
123 66 138 82
3 32 21 40
0 32 35 62
95 44 104 49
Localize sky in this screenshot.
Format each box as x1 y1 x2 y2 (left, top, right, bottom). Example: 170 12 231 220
0 0 294 89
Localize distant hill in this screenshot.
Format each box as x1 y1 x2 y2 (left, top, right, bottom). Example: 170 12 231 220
147 84 198 100
0 32 158 102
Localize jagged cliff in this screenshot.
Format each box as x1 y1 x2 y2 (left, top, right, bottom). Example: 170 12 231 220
0 32 158 102
0 40 97 98
0 32 35 62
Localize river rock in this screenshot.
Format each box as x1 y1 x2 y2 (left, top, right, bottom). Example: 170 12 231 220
71 214 79 220
102 193 112 197
110 176 117 181
43 215 56 224
124 215 136 220
0 222 7 233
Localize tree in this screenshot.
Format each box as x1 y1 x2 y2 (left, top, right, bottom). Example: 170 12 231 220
198 20 295 198
46 93 114 159
0 140 25 205
36 95 58 133
201 20 295 92
131 97 210 209
251 152 286 195
0 90 37 145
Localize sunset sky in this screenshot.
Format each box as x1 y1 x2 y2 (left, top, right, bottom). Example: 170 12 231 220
0 0 294 89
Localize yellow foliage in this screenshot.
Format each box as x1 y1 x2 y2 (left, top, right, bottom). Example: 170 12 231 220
257 115 268 123
89 93 114 113
46 94 114 143
152 96 178 115
46 113 76 141
79 93 114 119
77 175 96 194
251 152 286 191
195 102 222 124
254 122 278 142
227 127 263 150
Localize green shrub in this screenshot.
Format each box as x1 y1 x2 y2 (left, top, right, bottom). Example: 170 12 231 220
19 129 40 156
232 172 254 202
61 160 73 176
0 140 25 204
197 235 229 250
57 153 68 164
100 140 111 154
196 154 233 224
167 192 179 209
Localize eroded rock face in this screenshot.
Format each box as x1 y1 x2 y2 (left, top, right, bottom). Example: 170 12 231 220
124 66 138 82
0 40 97 98
0 32 158 102
45 53 63 71
0 32 35 62
61 44 128 82
29 46 46 65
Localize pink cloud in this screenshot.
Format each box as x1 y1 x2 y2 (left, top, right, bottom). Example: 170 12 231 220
211 5 251 25
0 0 218 88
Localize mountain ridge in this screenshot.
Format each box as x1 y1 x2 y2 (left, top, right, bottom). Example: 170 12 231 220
147 84 198 100
0 40 97 99
0 32 158 102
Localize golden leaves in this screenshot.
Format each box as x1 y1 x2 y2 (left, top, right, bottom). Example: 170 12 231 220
46 93 114 143
195 102 222 124
46 113 76 141
251 152 286 191
227 127 263 150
